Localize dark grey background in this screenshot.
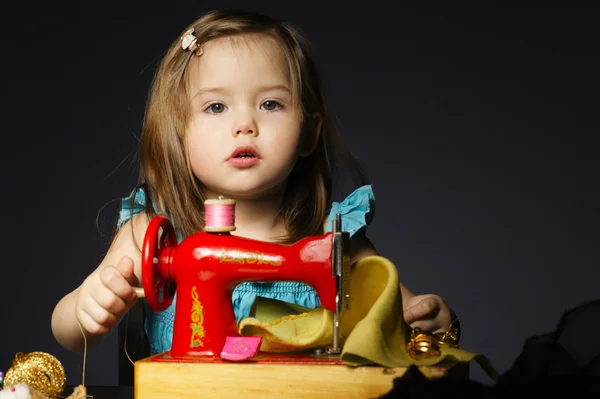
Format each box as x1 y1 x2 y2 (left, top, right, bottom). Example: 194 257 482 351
1 1 598 387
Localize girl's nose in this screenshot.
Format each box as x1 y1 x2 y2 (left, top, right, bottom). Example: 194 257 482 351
232 113 258 137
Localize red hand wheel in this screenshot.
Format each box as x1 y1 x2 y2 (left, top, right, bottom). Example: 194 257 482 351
142 215 178 312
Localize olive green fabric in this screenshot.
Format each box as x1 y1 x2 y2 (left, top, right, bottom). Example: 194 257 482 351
239 255 498 381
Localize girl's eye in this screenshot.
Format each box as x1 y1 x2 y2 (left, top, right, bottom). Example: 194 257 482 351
261 100 282 111
205 103 227 114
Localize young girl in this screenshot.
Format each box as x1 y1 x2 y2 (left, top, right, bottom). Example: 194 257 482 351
51 9 455 355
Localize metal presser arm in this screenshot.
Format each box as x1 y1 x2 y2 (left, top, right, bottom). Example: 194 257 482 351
329 213 350 355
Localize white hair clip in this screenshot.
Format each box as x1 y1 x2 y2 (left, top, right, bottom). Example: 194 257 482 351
181 28 203 55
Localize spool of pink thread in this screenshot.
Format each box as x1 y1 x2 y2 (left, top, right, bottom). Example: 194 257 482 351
204 197 236 232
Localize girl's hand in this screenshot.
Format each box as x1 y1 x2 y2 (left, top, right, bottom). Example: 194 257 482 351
403 294 453 333
75 256 138 336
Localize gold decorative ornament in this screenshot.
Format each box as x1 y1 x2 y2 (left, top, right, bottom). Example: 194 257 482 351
407 317 460 360
435 316 461 348
2 352 66 399
407 327 441 360
434 329 460 348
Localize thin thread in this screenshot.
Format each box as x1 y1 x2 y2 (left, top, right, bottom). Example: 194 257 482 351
205 203 235 227
123 311 135 366
76 320 87 387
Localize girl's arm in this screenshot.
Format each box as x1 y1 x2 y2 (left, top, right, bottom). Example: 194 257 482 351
348 230 453 334
51 212 149 352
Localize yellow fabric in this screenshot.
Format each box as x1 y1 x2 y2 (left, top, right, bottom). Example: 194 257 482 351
239 255 497 379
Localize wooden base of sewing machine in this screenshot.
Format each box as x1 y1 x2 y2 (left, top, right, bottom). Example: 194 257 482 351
134 352 466 398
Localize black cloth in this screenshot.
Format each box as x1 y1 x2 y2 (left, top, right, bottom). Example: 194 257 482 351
379 299 600 398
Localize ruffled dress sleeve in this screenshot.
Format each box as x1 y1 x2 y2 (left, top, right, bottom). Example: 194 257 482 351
117 187 147 229
325 184 375 236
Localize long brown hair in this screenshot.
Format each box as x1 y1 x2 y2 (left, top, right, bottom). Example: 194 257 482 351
135 9 368 243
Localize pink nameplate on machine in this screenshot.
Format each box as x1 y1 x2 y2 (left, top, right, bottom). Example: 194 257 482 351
220 336 263 361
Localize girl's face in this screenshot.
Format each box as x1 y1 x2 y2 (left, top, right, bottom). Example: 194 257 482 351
185 35 304 200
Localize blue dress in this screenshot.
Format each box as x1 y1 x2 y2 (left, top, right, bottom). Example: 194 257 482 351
117 185 375 354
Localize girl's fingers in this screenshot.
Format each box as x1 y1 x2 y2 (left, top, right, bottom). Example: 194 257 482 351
98 265 137 305
404 296 440 324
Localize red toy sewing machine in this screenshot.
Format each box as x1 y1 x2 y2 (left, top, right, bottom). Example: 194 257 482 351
139 197 350 360
134 198 461 398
